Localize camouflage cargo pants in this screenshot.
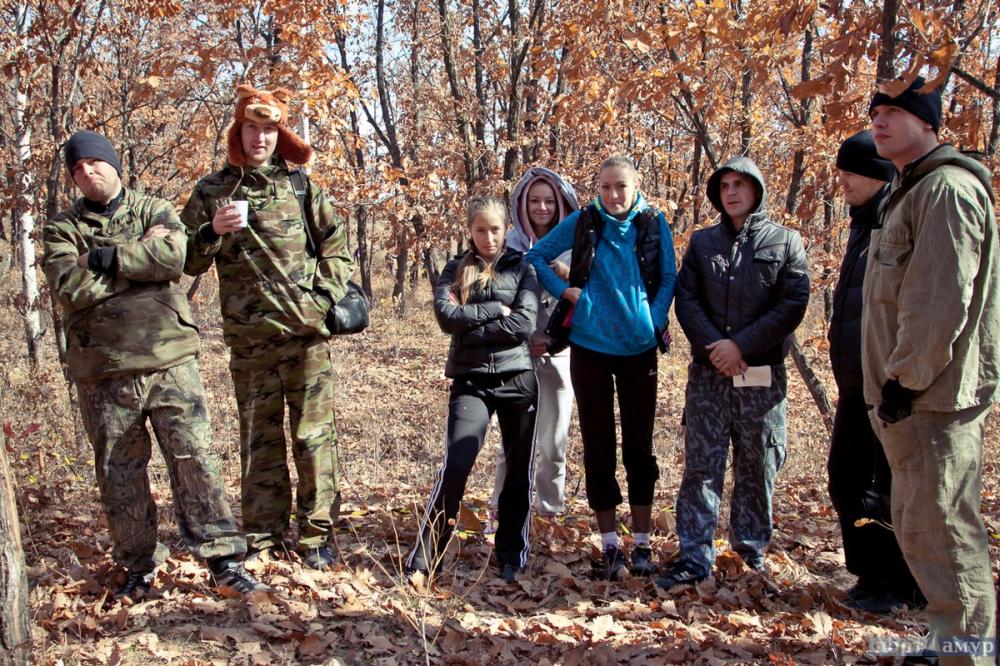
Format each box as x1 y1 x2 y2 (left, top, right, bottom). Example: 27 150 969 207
675 362 787 576
872 405 996 665
78 358 245 573
229 335 341 550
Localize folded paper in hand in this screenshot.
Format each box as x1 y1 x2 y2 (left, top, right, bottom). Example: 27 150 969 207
732 366 772 388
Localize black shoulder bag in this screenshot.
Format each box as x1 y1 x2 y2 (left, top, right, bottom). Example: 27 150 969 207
289 170 370 335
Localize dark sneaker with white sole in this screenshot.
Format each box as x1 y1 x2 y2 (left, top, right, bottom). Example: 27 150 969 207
654 561 708 591
210 559 270 594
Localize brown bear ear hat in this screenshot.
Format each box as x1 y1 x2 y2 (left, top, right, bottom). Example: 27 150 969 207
225 83 313 167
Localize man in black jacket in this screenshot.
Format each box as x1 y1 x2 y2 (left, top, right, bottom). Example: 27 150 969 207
657 157 809 590
827 131 921 613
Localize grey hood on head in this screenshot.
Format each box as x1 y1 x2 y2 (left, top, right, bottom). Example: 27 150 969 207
706 156 769 228
507 166 580 252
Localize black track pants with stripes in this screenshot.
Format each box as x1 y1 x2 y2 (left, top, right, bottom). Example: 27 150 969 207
408 369 538 571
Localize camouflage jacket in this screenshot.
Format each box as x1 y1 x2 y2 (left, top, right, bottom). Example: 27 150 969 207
181 159 355 348
43 189 200 380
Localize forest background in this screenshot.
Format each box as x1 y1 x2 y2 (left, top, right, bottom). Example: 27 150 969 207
1 0 999 663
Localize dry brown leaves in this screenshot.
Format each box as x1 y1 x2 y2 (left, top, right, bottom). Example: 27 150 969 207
8 287 999 665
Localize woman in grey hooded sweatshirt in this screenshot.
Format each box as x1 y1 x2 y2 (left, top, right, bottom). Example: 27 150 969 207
491 167 579 520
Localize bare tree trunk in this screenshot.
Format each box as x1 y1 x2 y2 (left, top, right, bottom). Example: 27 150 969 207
438 0 478 188
690 135 702 232
822 187 835 324
333 20 373 300
784 25 813 216
423 247 441 289
392 229 409 312
739 63 752 155
546 44 569 160
784 21 833 430
877 0 899 80
987 55 1000 156
790 337 835 432
0 385 31 665
14 7 44 365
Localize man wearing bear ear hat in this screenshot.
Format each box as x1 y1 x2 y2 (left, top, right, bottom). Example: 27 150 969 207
43 130 267 598
864 76 999 663
181 84 355 570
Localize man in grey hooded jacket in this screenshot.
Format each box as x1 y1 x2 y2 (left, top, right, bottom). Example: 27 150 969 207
864 77 999 664
657 157 809 590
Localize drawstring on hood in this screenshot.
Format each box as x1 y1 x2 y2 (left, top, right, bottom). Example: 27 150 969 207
507 167 580 252
706 156 769 232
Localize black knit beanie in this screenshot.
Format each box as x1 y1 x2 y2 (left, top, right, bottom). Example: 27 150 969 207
64 130 122 176
868 76 942 133
836 130 895 181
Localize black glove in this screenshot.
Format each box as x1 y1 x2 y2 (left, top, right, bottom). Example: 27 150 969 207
87 246 117 274
877 378 918 424
199 222 221 243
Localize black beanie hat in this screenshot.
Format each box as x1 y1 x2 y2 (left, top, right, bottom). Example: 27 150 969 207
868 76 943 133
64 130 122 176
836 130 895 181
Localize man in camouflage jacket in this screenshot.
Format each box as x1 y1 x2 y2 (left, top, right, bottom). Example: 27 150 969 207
43 130 265 598
181 85 354 569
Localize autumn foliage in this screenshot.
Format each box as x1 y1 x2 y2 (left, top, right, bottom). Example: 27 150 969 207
0 0 999 663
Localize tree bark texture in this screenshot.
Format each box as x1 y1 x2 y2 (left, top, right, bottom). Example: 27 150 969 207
790 337 834 433
877 0 898 81
0 385 31 665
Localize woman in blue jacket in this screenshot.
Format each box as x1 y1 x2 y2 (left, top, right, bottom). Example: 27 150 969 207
406 196 539 583
526 155 676 579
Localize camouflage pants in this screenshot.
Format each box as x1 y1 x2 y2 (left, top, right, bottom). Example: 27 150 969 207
675 362 787 576
229 335 340 550
77 359 245 573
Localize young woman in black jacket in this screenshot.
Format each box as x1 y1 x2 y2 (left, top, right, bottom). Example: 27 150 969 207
405 197 540 583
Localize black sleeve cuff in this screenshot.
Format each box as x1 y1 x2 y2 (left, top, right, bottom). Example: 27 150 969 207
87 246 117 274
198 222 220 243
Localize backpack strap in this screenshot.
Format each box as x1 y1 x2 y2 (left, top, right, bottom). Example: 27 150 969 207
634 208 662 298
289 169 316 256
567 204 602 288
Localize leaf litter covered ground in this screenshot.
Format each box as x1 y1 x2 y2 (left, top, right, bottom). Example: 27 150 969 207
5 273 999 665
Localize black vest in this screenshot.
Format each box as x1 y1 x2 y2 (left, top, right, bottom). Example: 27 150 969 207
568 203 663 299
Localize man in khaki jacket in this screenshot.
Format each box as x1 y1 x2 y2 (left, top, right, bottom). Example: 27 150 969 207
863 77 999 664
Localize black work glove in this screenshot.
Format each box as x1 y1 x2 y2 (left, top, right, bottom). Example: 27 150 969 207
199 222 221 243
87 246 117 274
877 378 918 424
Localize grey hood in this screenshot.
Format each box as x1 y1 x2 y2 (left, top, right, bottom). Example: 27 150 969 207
507 167 580 252
706 156 769 229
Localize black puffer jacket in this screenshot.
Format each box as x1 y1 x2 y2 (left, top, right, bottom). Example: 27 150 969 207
828 187 886 396
435 248 539 378
676 157 810 367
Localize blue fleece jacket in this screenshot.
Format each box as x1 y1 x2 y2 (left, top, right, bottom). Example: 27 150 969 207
525 193 677 356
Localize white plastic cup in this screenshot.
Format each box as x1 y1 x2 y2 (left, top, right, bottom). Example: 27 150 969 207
233 200 249 228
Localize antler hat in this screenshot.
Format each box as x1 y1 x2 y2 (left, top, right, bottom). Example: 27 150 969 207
225 83 313 167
